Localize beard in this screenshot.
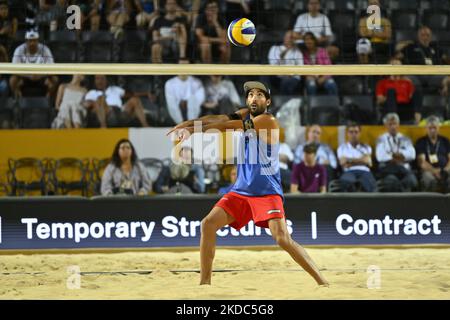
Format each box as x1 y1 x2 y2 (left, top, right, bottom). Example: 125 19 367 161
248 104 266 117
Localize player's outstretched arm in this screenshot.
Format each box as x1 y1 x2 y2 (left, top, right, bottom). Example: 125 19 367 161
167 108 249 136
188 113 280 144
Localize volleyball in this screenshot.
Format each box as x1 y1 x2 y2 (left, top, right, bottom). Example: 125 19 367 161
227 18 256 47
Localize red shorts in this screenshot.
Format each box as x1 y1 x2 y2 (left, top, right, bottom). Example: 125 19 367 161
214 192 285 230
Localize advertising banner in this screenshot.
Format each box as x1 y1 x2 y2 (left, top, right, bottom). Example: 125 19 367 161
0 194 449 251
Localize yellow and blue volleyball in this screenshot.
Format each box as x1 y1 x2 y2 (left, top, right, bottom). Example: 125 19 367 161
227 18 256 47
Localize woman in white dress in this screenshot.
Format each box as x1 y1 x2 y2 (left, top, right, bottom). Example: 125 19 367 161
52 75 87 129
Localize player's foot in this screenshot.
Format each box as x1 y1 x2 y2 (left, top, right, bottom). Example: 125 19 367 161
318 280 330 287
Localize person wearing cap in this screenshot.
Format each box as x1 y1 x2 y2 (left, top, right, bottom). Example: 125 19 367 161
168 81 329 287
9 29 57 98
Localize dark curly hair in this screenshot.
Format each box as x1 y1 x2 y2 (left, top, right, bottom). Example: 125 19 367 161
111 138 138 168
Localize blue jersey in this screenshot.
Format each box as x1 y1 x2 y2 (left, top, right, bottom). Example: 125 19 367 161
230 114 284 198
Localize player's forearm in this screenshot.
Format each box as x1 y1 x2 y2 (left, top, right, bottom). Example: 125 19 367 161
176 114 229 129
201 120 243 132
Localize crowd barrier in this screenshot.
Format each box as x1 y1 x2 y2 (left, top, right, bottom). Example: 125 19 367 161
0 193 449 251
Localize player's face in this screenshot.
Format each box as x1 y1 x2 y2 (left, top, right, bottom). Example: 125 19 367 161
246 89 270 117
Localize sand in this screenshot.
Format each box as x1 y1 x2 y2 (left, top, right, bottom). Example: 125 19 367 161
0 247 449 299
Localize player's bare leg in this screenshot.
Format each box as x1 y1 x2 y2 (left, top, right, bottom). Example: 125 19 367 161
200 206 235 285
269 218 329 286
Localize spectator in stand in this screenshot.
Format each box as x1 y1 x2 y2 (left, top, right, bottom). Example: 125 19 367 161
78 0 103 31
400 26 446 108
135 0 159 29
164 59 205 124
294 124 337 180
202 75 240 116
154 145 206 194
266 30 304 95
195 0 230 64
47 0 70 32
224 0 255 24
357 0 392 64
151 0 187 63
441 76 450 97
84 74 150 128
302 32 338 96
101 138 152 196
375 58 421 124
0 1 18 62
415 116 450 192
337 123 376 192
290 143 327 193
9 30 58 98
376 113 418 192
52 74 88 129
292 0 339 60
218 165 237 195
106 0 134 39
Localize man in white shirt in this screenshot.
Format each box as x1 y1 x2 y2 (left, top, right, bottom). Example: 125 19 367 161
292 0 333 46
375 113 418 191
337 123 376 192
202 75 241 116
164 60 206 124
9 30 58 97
294 124 337 179
267 30 304 95
84 75 150 128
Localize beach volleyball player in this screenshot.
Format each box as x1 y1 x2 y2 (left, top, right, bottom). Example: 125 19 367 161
168 81 328 286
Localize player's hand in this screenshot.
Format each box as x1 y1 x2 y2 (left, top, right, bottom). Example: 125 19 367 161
168 127 193 143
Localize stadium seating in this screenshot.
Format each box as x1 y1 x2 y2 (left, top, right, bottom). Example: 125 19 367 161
7 158 48 196
47 30 79 63
307 95 341 125
18 97 52 129
48 157 90 196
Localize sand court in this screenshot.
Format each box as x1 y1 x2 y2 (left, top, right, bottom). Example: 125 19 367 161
1 247 449 299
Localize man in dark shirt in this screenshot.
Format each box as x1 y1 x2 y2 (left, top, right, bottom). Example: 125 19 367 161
151 0 187 63
415 116 450 192
401 26 445 107
290 143 327 193
194 0 230 63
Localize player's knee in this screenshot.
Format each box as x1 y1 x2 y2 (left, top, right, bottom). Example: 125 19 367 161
201 217 217 233
274 232 292 249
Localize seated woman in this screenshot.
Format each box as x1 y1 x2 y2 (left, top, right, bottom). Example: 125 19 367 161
101 138 151 195
52 75 87 129
302 32 338 96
